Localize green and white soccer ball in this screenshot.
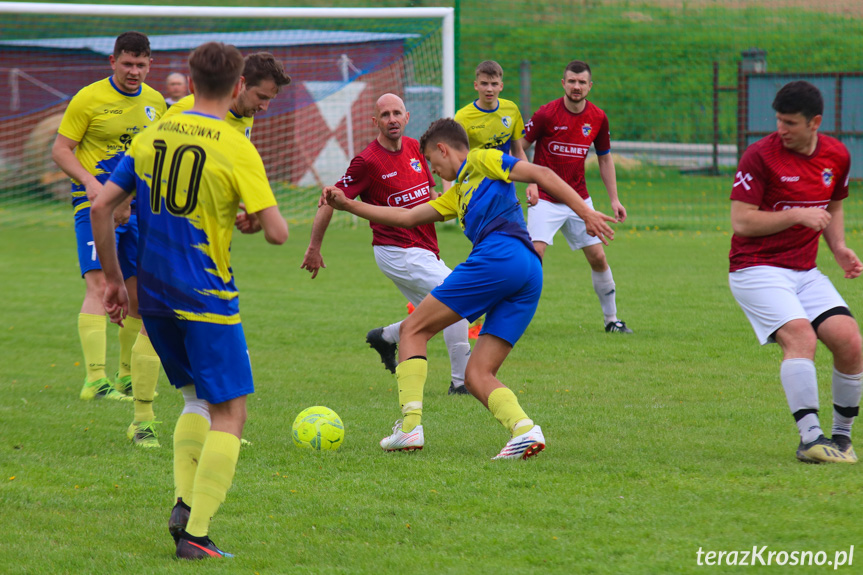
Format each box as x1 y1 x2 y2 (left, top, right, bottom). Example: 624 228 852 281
292 406 344 451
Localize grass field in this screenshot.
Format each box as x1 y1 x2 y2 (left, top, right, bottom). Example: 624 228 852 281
3 220 863 574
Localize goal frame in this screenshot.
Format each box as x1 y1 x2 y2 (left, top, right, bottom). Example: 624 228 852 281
0 2 455 117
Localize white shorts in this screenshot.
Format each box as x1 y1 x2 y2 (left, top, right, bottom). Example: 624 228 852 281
373 245 453 306
729 266 848 345
527 197 603 250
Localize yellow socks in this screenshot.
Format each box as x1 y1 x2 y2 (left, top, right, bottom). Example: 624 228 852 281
396 357 427 432
488 387 534 437
78 313 107 382
131 332 160 422
117 316 142 379
173 413 210 503
185 431 241 538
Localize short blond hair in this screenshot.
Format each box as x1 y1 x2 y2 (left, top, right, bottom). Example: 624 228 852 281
475 60 503 79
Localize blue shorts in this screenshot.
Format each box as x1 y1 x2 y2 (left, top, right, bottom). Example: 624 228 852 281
142 315 254 404
431 233 543 346
74 207 137 280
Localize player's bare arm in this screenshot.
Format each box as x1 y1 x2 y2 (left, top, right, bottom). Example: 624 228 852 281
509 160 616 244
321 186 443 228
51 134 104 201
730 200 831 237
300 202 336 279
90 181 132 325
823 200 862 279
254 205 289 245
510 139 539 206
598 152 626 221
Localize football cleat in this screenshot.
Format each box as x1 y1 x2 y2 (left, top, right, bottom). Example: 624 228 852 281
493 425 546 460
175 531 233 560
126 420 161 448
113 372 133 396
448 382 471 396
169 498 191 543
80 377 133 401
366 327 398 374
605 320 633 334
380 420 424 451
831 435 858 463
796 435 852 463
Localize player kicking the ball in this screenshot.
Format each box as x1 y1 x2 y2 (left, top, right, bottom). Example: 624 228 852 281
729 81 862 464
302 93 472 396
321 118 616 459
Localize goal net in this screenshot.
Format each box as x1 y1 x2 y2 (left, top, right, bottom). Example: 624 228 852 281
0 3 454 227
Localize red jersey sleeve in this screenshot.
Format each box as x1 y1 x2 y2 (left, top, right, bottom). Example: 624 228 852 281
833 154 851 202
335 155 371 200
523 106 546 144
594 113 611 154
730 146 767 205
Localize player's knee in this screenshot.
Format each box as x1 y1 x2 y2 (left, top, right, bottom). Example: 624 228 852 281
776 320 817 357
585 252 608 271
83 271 106 297
831 328 863 369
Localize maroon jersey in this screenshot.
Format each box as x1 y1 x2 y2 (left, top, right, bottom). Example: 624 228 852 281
335 137 438 255
729 132 850 272
524 98 611 202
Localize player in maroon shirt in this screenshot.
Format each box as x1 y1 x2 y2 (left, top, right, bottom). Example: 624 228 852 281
302 93 471 395
729 80 862 464
523 60 632 334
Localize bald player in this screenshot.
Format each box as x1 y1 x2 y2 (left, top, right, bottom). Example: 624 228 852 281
302 93 472 395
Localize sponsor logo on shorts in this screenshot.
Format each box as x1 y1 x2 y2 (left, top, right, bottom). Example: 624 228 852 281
388 182 431 207
548 141 590 158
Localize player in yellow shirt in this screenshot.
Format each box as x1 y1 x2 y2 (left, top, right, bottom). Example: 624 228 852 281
323 118 616 459
455 60 528 161
52 32 166 433
91 41 288 560
161 52 290 139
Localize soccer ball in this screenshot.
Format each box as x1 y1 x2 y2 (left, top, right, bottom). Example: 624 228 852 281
292 406 344 451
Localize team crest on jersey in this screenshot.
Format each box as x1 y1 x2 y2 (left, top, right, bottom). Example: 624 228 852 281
822 168 834 187
582 123 592 137
410 158 422 173
145 106 157 122
502 116 511 128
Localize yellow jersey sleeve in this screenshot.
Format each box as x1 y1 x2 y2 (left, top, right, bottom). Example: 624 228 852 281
427 186 460 221
57 85 95 143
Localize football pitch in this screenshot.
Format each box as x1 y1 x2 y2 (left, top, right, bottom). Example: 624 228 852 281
2 217 862 573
